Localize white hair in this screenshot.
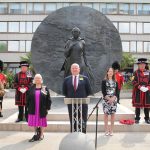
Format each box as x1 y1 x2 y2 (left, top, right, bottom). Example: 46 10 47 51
33 74 43 84
71 63 80 69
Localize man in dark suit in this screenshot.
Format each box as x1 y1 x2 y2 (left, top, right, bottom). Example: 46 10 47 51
63 63 92 133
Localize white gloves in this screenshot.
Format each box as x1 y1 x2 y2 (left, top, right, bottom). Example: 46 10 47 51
140 86 149 92
19 88 27 93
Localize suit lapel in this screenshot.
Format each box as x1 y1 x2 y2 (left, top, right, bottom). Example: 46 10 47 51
76 75 82 91
70 76 74 90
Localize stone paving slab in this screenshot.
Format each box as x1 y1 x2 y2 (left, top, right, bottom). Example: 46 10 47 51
0 131 150 150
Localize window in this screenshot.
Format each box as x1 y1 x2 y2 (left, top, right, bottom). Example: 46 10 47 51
119 3 129 14
137 23 143 34
63 3 69 7
144 42 150 52
56 3 64 9
45 3 56 13
82 3 93 8
100 3 106 14
70 3 81 6
9 22 19 32
27 3 33 14
33 22 41 32
0 3 8 14
113 22 118 30
26 22 32 33
106 3 117 14
143 4 150 15
122 42 129 52
20 41 26 52
130 41 136 52
119 23 129 33
137 42 143 53
8 41 19 51
0 22 7 32
20 22 26 33
93 3 100 11
129 4 136 15
33 3 44 14
0 41 7 52
130 22 136 33
9 3 26 14
144 23 150 33
26 41 31 52
137 4 142 15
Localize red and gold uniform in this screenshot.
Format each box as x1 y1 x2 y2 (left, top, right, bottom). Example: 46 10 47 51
132 69 150 108
132 58 150 124
0 60 7 117
14 61 32 122
14 72 32 106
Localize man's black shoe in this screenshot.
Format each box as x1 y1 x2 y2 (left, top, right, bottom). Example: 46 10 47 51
135 120 139 124
15 119 23 123
145 120 150 124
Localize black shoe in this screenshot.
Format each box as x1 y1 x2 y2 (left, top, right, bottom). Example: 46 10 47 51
145 120 150 124
135 120 139 124
15 119 22 123
29 135 38 142
0 113 3 117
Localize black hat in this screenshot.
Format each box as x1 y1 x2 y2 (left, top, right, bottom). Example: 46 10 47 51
112 61 120 70
19 61 29 67
0 60 3 71
137 58 148 64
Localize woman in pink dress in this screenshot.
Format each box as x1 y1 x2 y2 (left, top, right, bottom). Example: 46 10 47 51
26 74 51 142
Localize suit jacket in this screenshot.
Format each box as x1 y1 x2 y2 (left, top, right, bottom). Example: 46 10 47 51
62 75 92 98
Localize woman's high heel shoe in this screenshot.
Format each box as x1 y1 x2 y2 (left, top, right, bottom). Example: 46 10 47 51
28 135 38 142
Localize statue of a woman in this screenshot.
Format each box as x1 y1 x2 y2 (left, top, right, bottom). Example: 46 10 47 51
61 27 94 90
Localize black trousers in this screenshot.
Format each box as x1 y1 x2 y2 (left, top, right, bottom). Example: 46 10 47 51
68 104 88 133
135 108 149 121
18 106 28 121
0 96 3 109
117 90 120 103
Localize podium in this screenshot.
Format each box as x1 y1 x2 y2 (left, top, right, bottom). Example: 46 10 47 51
64 98 90 132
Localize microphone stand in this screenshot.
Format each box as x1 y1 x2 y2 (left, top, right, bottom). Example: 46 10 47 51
87 97 102 150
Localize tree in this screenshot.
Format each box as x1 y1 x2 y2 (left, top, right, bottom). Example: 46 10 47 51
120 52 135 70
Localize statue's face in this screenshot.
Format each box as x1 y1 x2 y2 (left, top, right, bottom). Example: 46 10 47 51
71 64 80 75
72 31 80 39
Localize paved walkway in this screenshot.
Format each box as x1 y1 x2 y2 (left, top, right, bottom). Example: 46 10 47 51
0 95 150 150
0 131 150 150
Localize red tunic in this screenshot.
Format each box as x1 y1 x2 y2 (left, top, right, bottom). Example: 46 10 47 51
132 69 150 108
0 73 6 85
14 72 32 106
115 72 124 90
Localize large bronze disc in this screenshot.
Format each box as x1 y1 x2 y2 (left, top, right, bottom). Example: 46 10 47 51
31 6 122 94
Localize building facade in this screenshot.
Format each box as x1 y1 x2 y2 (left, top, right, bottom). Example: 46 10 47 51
0 0 150 73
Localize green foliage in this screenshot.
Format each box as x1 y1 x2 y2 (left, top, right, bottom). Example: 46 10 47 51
123 80 133 89
2 70 14 89
0 42 7 52
120 53 135 70
20 52 36 75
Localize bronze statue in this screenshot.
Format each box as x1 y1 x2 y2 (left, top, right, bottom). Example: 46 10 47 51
61 27 94 90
